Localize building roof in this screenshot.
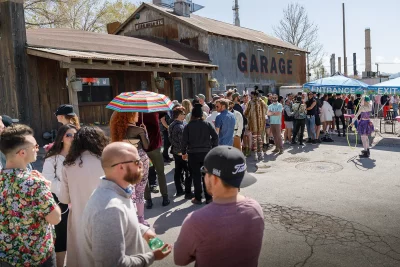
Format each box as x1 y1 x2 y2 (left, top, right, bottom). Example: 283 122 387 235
26 28 212 63
115 3 307 53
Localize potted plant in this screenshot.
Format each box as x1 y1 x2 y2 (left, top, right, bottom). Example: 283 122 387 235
155 76 165 89
209 78 219 88
69 76 83 92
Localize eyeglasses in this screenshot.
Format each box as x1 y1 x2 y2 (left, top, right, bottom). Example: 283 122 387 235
16 144 39 154
110 159 141 168
65 133 75 138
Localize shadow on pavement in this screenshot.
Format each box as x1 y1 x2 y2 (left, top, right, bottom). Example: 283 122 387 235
152 204 201 234
347 156 377 171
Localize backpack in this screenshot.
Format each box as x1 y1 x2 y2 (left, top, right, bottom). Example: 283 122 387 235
294 103 306 119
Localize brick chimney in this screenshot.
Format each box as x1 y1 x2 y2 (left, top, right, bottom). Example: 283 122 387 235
0 0 30 121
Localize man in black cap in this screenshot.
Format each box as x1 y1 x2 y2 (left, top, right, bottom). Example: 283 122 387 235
174 146 263 267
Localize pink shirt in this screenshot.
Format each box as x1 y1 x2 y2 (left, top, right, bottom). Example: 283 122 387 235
174 197 264 267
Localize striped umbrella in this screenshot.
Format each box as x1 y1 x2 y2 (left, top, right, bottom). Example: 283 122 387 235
106 91 174 113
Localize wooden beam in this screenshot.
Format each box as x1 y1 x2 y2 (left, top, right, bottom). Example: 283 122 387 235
155 63 160 68
107 60 112 66
27 48 71 63
124 61 130 66
87 59 93 64
67 68 80 117
151 71 158 93
60 62 214 74
204 73 211 102
141 62 146 67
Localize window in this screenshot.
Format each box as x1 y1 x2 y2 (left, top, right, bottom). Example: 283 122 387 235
77 78 113 103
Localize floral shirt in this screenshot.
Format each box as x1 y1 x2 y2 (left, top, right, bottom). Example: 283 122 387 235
0 169 56 266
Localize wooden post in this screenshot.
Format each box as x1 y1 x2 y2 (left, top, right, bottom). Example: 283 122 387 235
204 73 211 101
0 0 30 122
67 68 80 116
151 71 158 93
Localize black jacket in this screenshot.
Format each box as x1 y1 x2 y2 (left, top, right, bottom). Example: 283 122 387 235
181 120 218 155
332 98 345 111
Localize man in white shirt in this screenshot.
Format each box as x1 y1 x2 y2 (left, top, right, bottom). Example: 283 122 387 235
229 101 244 151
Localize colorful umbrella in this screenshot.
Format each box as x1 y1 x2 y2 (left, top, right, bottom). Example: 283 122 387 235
106 91 174 113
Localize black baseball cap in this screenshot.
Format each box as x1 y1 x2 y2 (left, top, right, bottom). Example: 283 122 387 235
203 146 256 188
1 115 18 127
55 104 76 116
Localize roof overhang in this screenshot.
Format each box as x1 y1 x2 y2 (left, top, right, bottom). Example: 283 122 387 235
27 47 218 73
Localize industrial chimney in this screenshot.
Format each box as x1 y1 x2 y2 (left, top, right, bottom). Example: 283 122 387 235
233 0 240 26
365 28 372 73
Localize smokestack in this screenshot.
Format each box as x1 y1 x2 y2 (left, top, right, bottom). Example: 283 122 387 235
353 53 358 76
365 28 372 72
233 0 240 26
338 57 342 73
342 3 347 76
330 54 336 75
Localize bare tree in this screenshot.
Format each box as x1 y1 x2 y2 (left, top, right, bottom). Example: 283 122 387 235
273 3 325 76
24 0 137 32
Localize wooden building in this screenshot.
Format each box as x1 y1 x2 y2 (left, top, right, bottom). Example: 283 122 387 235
0 0 217 144
114 2 307 94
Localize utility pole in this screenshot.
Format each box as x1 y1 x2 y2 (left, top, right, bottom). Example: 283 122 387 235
375 63 381 82
233 0 240 26
342 3 348 76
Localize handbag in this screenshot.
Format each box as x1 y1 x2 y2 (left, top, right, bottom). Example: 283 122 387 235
335 101 344 117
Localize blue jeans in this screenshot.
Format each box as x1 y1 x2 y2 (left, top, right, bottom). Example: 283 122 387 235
393 104 399 118
306 115 316 140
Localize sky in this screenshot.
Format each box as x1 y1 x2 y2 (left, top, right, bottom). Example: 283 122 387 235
143 0 400 76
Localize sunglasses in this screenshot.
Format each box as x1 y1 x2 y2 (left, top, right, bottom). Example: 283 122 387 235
65 133 75 138
200 166 210 176
111 159 141 168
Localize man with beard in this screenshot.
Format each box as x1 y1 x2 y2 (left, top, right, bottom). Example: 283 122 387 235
174 146 264 267
81 142 172 266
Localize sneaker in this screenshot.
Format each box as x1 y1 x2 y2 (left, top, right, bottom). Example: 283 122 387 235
162 197 170 207
191 198 202 205
278 149 284 155
290 141 297 145
272 148 279 153
316 139 322 143
306 139 312 143
312 140 317 144
299 142 305 146
258 152 264 160
184 193 194 199
150 185 159 194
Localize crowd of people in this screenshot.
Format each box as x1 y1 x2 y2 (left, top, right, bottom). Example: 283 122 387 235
0 101 264 267
0 85 385 266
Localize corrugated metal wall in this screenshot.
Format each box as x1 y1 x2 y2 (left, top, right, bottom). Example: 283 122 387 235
208 35 306 94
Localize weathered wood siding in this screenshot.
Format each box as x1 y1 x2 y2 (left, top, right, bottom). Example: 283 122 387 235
120 7 209 53
27 56 69 143
0 0 30 121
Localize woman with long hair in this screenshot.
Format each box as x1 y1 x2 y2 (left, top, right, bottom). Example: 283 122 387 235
54 104 81 129
351 96 374 158
110 111 150 226
42 124 77 267
58 126 108 267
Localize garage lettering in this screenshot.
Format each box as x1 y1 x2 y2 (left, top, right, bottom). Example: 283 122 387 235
237 52 294 75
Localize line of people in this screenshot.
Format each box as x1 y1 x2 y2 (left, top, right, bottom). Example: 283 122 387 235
0 102 265 267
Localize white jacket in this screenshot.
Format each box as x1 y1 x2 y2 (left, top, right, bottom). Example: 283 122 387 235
320 101 335 122
232 110 243 137
42 154 65 196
